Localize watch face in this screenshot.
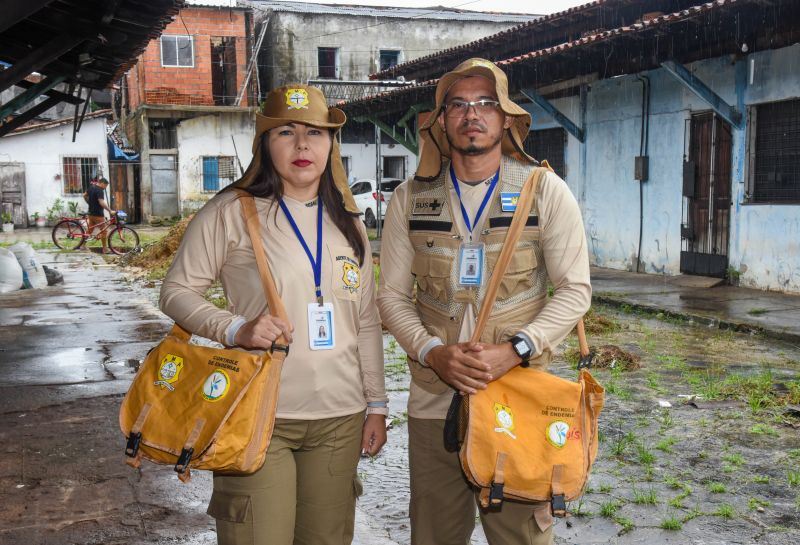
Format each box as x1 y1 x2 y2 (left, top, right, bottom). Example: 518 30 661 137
514 339 530 355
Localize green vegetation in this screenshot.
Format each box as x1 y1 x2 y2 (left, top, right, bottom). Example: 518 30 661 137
715 503 735 518
632 487 658 505
659 516 682 530
708 482 727 494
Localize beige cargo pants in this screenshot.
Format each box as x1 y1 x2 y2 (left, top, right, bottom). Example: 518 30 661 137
208 412 364 545
409 417 554 545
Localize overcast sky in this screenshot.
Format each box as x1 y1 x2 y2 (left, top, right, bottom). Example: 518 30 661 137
187 0 591 15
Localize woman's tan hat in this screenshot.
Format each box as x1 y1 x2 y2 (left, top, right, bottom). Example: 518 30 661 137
416 58 535 180
233 84 357 213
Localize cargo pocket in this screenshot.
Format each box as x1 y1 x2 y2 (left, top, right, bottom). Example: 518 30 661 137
329 414 363 477
207 490 252 523
343 475 364 543
497 250 537 300
411 254 451 304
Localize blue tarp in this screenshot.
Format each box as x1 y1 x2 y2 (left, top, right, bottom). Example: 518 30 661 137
107 137 139 161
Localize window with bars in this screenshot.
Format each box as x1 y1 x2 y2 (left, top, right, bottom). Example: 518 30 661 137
748 99 800 203
523 128 567 180
202 156 237 192
161 35 194 67
62 157 99 194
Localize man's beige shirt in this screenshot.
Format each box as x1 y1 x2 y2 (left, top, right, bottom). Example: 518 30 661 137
160 190 386 420
378 168 591 419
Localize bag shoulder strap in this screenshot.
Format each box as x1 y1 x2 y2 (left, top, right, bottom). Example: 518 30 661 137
470 167 546 343
235 189 290 347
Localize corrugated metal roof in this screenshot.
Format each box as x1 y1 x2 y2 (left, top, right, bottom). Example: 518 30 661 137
248 1 538 23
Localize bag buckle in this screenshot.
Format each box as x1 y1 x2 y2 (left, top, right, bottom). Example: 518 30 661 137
125 432 142 458
271 343 289 355
551 494 567 517
488 481 504 507
174 447 194 475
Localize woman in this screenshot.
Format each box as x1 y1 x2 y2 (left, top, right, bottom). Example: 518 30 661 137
160 84 387 545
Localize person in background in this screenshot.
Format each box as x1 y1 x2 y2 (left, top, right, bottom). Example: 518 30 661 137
159 83 387 545
83 176 115 254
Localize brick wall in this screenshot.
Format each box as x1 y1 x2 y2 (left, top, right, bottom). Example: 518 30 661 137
126 7 252 109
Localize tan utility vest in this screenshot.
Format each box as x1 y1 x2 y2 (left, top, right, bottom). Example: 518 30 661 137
407 156 551 394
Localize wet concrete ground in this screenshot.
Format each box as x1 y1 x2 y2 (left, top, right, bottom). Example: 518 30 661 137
2 247 800 544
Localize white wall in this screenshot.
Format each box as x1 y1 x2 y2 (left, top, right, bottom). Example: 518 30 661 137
0 117 109 220
341 142 416 182
175 111 254 214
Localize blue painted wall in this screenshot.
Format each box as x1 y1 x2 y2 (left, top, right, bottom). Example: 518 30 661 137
522 43 800 293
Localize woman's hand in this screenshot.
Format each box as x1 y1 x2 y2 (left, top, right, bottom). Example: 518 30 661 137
360 414 387 457
234 314 294 350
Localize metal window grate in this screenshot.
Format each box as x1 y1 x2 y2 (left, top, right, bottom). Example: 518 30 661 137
523 128 566 180
62 157 99 194
753 98 800 203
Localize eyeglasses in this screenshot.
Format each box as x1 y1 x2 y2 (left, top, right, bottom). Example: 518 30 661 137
443 99 502 118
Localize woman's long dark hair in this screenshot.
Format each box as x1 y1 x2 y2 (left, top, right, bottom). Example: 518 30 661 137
228 133 366 265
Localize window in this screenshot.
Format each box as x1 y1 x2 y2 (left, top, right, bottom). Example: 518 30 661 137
62 157 99 194
160 35 194 67
149 119 178 149
379 50 400 72
202 156 237 192
349 181 372 195
748 99 800 203
383 156 406 179
523 128 567 180
211 36 237 106
318 47 339 79
341 155 351 178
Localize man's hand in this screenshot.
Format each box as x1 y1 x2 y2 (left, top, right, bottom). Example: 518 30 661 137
361 414 387 457
426 343 492 394
234 314 294 350
469 342 523 383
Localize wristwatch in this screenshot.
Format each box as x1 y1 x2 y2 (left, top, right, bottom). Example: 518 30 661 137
509 335 532 368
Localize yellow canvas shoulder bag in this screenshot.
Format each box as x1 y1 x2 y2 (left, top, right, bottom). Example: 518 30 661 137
448 168 605 515
119 191 288 481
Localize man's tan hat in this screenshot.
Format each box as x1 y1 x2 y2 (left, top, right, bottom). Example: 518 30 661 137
233 84 357 213
416 58 534 180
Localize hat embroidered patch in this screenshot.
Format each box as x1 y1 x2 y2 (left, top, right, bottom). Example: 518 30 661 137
500 192 520 212
286 88 309 110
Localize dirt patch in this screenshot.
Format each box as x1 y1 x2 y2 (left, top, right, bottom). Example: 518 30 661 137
124 216 193 278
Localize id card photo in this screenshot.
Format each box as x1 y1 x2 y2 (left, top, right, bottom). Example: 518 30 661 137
308 302 335 350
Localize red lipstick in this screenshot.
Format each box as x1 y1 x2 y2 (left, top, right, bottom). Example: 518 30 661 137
292 160 312 167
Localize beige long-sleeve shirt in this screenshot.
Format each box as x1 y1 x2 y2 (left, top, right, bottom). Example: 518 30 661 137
160 189 386 420
377 167 591 419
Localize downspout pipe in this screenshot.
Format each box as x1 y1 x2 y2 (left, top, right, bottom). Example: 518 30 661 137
636 75 650 273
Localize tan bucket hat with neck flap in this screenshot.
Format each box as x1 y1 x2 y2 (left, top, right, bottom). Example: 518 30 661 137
416 58 535 181
232 84 358 214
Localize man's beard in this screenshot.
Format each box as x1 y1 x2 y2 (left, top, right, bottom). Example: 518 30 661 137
445 124 503 156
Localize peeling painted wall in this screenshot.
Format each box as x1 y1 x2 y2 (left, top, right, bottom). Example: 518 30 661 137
175 111 254 214
522 44 800 293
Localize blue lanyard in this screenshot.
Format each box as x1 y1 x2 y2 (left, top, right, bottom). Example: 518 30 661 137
279 198 324 305
450 164 500 240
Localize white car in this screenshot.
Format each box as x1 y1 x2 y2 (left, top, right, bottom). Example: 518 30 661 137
348 178 403 228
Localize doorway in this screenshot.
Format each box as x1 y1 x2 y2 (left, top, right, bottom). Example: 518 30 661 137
681 112 732 277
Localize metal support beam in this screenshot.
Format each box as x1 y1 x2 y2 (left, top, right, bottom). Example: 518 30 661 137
357 115 418 155
520 87 584 143
14 78 83 105
0 33 84 94
0 0 54 34
0 95 60 137
0 75 65 119
661 60 742 128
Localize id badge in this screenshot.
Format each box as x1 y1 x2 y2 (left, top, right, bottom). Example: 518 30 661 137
308 303 335 350
458 242 484 286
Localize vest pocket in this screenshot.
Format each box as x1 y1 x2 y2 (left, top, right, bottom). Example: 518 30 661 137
496 250 538 300
411 253 451 304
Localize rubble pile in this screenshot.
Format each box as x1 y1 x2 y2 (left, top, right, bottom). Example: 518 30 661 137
125 216 193 277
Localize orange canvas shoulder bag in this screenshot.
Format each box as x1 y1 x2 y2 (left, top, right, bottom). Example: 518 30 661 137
448 168 605 516
119 191 288 481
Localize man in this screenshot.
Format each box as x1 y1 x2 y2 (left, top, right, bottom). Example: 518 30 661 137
83 177 115 254
377 58 591 545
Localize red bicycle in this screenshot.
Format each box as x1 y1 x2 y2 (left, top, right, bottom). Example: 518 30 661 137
51 211 140 255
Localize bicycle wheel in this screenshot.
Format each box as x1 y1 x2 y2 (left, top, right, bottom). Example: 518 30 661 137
51 220 86 250
108 226 140 255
